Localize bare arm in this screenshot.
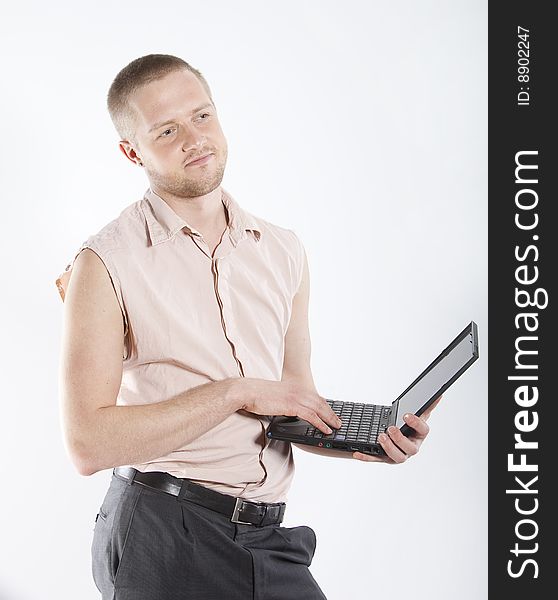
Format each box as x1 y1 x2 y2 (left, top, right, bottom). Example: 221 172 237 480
58 249 244 476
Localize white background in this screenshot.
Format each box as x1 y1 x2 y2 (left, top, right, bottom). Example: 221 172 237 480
0 1 487 599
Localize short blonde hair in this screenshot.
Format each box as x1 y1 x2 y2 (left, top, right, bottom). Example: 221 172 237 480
107 54 213 143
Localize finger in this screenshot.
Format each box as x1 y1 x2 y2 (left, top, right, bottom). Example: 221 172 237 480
352 451 391 463
385 426 420 457
317 397 343 429
402 412 430 439
298 407 335 435
378 432 408 464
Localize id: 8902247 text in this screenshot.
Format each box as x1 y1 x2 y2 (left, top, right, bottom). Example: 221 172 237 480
517 26 530 107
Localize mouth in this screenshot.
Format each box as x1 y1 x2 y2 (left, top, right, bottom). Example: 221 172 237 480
184 153 214 167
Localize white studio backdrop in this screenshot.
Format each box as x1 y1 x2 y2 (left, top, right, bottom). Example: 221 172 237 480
0 1 487 599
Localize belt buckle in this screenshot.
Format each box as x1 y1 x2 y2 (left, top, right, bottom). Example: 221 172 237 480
231 497 258 525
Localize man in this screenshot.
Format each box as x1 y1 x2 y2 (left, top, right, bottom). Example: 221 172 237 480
56 54 439 600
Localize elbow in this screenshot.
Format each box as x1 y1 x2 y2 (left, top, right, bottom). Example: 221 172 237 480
71 449 97 477
66 449 95 477
76 455 99 477
76 462 95 477
76 455 105 477
61 411 105 476
66 436 99 477
76 446 105 476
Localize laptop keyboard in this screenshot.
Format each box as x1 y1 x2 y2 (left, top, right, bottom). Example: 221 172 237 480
304 400 392 443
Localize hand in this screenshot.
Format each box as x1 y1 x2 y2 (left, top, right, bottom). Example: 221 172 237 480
237 377 342 435
352 395 443 464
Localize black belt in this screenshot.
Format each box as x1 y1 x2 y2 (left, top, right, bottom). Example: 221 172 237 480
113 467 286 527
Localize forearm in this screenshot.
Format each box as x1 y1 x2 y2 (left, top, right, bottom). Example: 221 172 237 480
77 378 243 476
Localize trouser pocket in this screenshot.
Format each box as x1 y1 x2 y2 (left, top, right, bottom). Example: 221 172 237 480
268 524 318 567
91 476 142 597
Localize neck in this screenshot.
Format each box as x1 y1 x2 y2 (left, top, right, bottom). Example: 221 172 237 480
151 185 227 232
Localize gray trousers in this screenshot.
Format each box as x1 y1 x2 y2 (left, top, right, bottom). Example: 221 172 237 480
91 472 328 599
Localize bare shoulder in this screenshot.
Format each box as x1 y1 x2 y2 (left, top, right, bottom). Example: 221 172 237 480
68 248 119 307
72 246 110 280
62 247 124 345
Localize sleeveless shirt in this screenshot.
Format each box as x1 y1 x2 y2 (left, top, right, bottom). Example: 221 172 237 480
56 186 305 502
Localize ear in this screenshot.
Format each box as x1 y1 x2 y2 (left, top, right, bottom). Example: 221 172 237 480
118 141 143 166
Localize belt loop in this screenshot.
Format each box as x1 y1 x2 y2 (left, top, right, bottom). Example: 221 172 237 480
127 468 137 485
177 479 189 501
116 466 137 485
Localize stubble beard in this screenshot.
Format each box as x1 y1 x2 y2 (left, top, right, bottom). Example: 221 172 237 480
146 148 227 199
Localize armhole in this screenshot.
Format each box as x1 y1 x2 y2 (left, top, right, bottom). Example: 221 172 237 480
84 246 129 337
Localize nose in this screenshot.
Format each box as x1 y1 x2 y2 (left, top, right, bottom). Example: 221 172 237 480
180 123 207 152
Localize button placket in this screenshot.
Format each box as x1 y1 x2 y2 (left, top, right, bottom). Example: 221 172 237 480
212 255 245 377
216 267 251 377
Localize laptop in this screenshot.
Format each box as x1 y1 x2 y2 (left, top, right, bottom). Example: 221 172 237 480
266 321 479 457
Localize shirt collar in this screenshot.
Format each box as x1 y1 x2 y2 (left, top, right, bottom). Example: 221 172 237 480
140 186 262 247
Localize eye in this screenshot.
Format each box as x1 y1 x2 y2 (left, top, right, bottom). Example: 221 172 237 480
198 112 211 120
160 127 176 137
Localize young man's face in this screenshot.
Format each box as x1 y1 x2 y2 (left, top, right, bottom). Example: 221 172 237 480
122 68 228 198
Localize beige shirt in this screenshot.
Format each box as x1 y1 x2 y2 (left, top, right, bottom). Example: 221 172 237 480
56 186 306 502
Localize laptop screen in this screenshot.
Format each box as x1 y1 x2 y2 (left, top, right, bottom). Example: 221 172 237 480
394 324 478 429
